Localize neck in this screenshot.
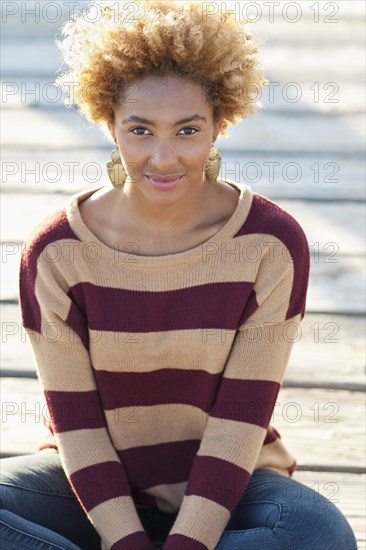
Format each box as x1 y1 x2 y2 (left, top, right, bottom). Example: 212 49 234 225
116 178 214 234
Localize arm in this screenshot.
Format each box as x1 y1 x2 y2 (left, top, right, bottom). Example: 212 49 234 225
163 222 310 550
19 237 155 550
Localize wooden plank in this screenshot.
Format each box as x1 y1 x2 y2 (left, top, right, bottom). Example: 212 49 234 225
2 107 364 154
1 380 364 467
2 2 365 39
1 0 77 38
0 37 64 76
278 200 365 255
218 111 365 155
306 257 365 315
2 1 364 41
259 43 364 82
1 192 72 241
1 378 49 455
292 471 365 550
0 148 110 195
271 388 365 470
1 109 107 149
2 148 365 201
283 314 366 388
1 304 36 375
2 305 365 387
255 80 366 115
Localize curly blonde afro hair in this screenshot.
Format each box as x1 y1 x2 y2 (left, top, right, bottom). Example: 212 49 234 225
56 0 266 138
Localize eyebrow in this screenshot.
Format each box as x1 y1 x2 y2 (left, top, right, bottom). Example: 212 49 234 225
121 114 208 126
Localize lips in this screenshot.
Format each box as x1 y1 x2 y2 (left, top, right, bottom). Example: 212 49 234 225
147 175 182 188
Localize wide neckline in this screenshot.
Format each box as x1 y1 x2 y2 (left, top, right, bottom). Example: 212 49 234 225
66 179 253 269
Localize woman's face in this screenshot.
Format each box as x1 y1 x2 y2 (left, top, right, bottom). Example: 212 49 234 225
107 74 222 200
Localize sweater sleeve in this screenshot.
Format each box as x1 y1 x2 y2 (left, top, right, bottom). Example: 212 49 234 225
19 237 155 550
162 222 310 550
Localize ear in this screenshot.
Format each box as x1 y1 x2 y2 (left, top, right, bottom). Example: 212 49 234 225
212 115 223 143
107 121 117 145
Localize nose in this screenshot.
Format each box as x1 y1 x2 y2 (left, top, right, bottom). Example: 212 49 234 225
149 139 178 171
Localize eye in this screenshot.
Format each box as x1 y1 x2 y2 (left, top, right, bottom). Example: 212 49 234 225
129 126 200 136
130 127 151 136
178 127 199 136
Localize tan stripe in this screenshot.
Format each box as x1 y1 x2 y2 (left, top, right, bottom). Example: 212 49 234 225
255 435 296 472
105 404 206 450
90 328 236 374
56 428 120 474
168 494 231 547
28 315 301 393
36 261 72 320
239 253 295 327
36 234 291 292
142 481 187 513
198 417 266 473
89 497 147 548
26 332 96 392
90 316 301 382
224 315 302 382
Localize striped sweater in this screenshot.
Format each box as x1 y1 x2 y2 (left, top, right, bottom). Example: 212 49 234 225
19 179 310 550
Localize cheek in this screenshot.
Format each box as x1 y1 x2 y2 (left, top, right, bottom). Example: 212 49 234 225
182 141 211 166
117 139 145 162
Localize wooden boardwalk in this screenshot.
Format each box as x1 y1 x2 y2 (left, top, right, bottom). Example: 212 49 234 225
1 2 365 548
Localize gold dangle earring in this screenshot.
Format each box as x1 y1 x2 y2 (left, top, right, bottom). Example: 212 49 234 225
204 143 221 184
107 148 128 190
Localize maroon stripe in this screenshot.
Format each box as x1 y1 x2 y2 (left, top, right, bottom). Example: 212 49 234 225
19 209 80 333
70 461 131 511
111 532 158 550
117 440 200 489
94 369 221 410
263 428 279 445
288 460 297 476
67 281 253 333
209 379 280 428
44 390 106 433
234 193 310 320
185 455 251 512
164 535 207 549
238 287 259 325
271 426 281 439
134 491 158 509
65 302 89 350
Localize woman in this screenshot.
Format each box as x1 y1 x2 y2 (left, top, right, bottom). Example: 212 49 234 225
0 1 357 549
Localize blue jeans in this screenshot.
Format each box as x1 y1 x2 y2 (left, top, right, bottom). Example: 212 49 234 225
0 449 357 550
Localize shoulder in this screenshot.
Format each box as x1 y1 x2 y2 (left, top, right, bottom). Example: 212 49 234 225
239 193 310 321
254 192 306 235
21 205 80 267
237 191 309 252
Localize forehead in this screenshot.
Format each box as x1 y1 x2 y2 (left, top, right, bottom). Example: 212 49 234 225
116 75 212 118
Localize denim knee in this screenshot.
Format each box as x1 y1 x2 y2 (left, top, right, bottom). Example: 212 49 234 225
241 470 358 550
287 493 358 550
316 499 357 549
